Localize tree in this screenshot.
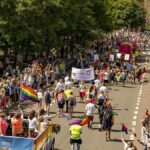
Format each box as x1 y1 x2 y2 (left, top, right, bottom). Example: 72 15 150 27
108 0 146 29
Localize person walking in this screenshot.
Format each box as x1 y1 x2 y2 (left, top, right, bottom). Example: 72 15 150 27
85 99 95 129
68 92 76 118
70 124 82 150
44 88 51 113
65 87 73 113
102 103 114 141
28 110 38 138
37 89 43 110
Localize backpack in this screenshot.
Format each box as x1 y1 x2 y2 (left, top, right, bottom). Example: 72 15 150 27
68 97 75 106
104 110 112 121
45 92 51 102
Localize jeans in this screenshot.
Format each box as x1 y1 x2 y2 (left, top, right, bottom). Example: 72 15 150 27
71 143 80 150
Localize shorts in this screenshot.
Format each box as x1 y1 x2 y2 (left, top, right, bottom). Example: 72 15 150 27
103 120 112 130
104 80 108 84
45 100 51 104
80 91 85 98
70 139 82 144
58 103 64 109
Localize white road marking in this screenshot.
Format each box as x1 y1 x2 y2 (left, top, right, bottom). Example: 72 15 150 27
132 127 135 132
130 135 135 141
134 111 138 115
137 97 141 100
133 116 137 120
139 91 142 94
132 121 136 126
137 100 141 103
53 100 55 103
135 106 139 110
136 102 140 106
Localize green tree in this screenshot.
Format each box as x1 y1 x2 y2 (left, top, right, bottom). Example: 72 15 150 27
108 0 146 29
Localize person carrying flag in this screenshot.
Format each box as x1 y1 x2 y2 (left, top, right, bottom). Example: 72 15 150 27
84 98 95 129
69 124 82 150
121 133 137 150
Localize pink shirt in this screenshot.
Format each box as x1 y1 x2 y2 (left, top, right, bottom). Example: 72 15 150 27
98 72 105 81
0 119 7 135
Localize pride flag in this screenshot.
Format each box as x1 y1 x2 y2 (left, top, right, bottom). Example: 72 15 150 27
80 118 91 126
69 118 91 126
21 84 39 103
122 124 128 134
69 119 82 125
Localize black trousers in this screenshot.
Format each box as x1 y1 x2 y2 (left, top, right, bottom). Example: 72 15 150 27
66 100 68 113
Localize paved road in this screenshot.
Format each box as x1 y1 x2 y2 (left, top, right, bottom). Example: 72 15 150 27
22 78 147 149
18 49 150 150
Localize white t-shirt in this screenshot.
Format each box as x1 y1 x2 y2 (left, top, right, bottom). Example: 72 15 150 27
104 72 109 80
94 79 101 88
85 103 95 116
55 82 65 91
64 76 69 82
28 117 37 129
37 92 42 99
99 86 108 94
65 81 73 88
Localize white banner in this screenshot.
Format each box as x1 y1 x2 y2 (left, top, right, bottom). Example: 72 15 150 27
94 54 99 61
71 67 95 81
109 54 114 62
124 54 130 61
116 53 122 59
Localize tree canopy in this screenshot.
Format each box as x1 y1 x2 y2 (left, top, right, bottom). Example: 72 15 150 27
0 0 146 53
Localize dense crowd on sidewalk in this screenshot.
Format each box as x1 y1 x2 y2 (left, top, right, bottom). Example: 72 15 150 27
0 29 149 149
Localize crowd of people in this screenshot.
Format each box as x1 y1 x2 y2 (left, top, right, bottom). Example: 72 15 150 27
0 29 149 150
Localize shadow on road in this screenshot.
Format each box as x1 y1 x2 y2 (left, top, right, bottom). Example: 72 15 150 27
109 138 122 143
111 129 122 133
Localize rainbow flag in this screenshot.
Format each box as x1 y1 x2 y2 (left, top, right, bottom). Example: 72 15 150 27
21 84 39 103
80 118 91 126
69 119 82 125
69 118 91 126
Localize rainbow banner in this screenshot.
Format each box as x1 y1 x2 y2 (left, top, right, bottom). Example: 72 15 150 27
21 84 39 103
80 118 91 126
69 118 91 126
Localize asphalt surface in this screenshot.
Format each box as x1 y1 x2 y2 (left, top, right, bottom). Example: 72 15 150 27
16 48 150 150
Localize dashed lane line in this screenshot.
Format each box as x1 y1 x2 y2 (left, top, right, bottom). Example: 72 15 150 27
135 106 139 110
134 111 138 115
133 116 137 120
132 121 136 126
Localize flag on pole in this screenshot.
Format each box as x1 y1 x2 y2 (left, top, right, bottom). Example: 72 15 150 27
122 124 128 134
21 84 39 103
